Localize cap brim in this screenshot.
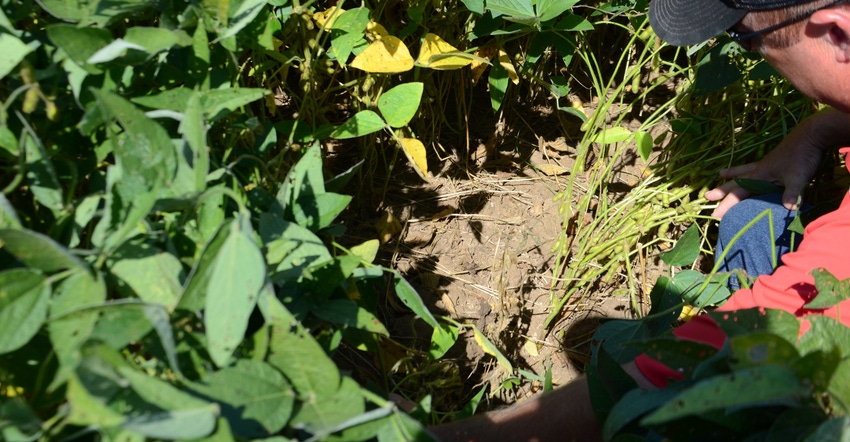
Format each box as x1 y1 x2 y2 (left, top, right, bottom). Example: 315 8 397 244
649 0 748 46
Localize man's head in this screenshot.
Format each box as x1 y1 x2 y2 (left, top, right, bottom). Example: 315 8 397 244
649 0 850 112
648 0 843 47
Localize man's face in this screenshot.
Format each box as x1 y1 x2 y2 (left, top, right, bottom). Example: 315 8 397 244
736 13 850 112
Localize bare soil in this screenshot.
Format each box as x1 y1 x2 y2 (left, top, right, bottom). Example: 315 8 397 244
335 95 654 412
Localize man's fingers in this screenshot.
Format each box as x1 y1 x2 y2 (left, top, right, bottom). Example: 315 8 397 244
782 189 801 210
710 187 751 218
719 162 758 178
704 180 740 201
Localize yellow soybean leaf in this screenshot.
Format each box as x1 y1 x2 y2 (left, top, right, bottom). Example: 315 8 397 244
471 45 497 83
399 137 429 182
313 7 345 30
366 21 390 40
473 327 514 374
350 36 414 73
417 33 472 70
523 339 540 357
498 49 519 85
679 304 698 322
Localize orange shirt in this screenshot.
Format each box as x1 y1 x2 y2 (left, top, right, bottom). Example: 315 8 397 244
636 147 850 387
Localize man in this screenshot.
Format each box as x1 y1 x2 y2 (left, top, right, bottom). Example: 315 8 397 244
430 0 850 440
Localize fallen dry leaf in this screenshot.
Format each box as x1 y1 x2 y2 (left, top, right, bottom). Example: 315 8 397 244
375 210 403 243
534 163 569 176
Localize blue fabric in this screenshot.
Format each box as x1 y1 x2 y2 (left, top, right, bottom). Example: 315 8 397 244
715 193 805 290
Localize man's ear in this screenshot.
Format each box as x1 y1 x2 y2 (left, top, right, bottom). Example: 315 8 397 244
810 8 850 62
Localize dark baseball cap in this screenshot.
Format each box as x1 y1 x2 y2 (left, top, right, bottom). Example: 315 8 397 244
648 0 820 46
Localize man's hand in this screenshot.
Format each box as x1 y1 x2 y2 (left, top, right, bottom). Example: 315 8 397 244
705 108 850 218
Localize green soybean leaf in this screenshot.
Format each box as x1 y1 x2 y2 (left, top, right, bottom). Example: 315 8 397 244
0 126 18 158
0 194 21 229
0 34 33 80
46 25 113 73
99 181 158 253
788 215 805 235
804 268 850 309
23 131 64 212
646 275 683 334
120 406 219 440
275 141 326 217
660 224 701 266
628 337 718 379
48 270 107 388
642 365 807 425
486 0 536 19
804 417 850 442
429 322 459 359
289 376 365 435
65 374 125 427
0 228 86 272
710 308 800 343
590 126 632 145
190 360 294 438
260 214 332 282
728 332 799 370
595 319 650 364
350 239 380 264
535 0 578 22
202 88 269 120
192 21 211 90
0 398 41 442
378 83 424 128
178 220 234 311
489 61 509 112
635 130 653 163
604 385 683 441
672 270 731 308
89 303 155 349
293 192 352 231
191 417 233 442
131 88 194 111
461 0 485 15
331 110 386 139
216 0 267 43
329 8 370 63
132 88 267 120
827 361 850 414
85 38 146 64
205 213 266 367
120 364 211 409
0 269 50 354
94 89 179 199
118 366 217 439
70 194 102 248
312 299 389 336
555 13 593 31
376 410 433 442
179 91 209 192
393 272 440 331
259 289 341 396
799 315 850 358
138 304 184 379
124 27 192 55
108 241 183 308
766 408 829 442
